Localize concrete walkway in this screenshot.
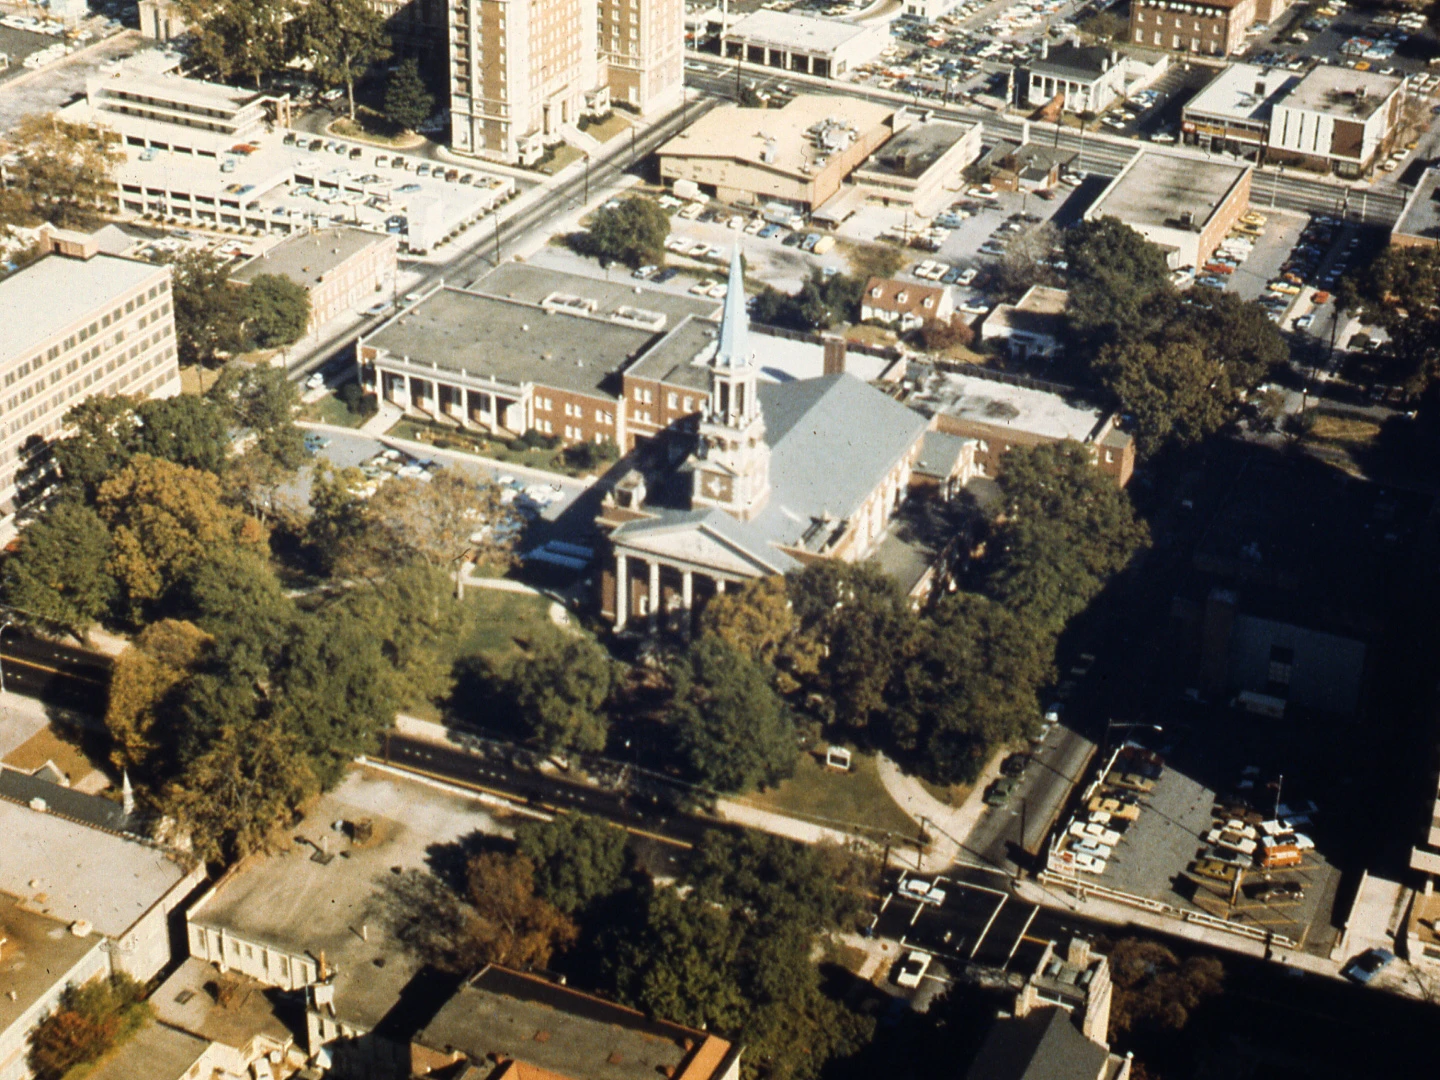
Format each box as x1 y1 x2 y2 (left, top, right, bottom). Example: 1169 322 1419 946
715 798 887 852
874 749 1009 870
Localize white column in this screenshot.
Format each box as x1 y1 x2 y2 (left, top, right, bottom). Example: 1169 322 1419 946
681 570 694 640
716 578 726 594
614 553 628 631
648 561 660 632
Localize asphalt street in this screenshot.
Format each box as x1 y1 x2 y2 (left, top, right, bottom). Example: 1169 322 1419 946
0 631 111 712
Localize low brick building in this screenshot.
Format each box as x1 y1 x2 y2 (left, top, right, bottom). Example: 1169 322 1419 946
231 226 399 334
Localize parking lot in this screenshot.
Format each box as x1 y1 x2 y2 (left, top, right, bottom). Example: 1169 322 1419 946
1046 720 1347 954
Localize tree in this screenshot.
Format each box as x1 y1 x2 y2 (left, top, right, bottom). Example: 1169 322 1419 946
165 249 244 368
0 114 122 229
583 196 671 269
181 549 295 654
276 608 398 787
507 634 617 755
209 362 306 468
1338 243 1440 394
95 455 268 622
1108 938 1224 1036
601 883 748 1034
919 314 975 354
50 395 143 499
463 852 579 968
786 562 917 728
326 561 465 716
1063 217 1173 359
697 576 820 695
294 0 392 121
989 221 1062 302
753 271 864 331
240 273 311 350
104 618 211 774
164 717 318 864
1 503 115 640
671 637 796 793
514 813 629 915
174 0 295 89
383 57 434 131
137 394 230 475
1095 291 1284 456
325 470 514 579
27 973 149 1080
987 442 1149 634
889 594 1055 784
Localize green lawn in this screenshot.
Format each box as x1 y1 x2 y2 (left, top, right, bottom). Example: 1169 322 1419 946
405 587 561 721
385 418 618 477
303 392 367 428
580 112 632 143
740 750 919 841
532 143 585 176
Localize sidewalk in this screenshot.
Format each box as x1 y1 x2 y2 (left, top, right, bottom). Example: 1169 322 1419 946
1012 876 1341 977
714 798 894 855
874 748 1009 870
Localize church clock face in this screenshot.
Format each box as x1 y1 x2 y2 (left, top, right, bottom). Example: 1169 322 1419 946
703 472 732 502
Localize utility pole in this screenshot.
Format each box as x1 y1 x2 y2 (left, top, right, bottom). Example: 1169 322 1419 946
583 152 590 205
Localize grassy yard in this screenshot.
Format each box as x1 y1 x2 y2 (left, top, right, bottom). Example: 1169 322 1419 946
919 777 974 809
579 112 632 143
329 108 426 148
1305 412 1382 451
303 392 368 428
532 143 585 176
406 587 560 721
739 749 919 841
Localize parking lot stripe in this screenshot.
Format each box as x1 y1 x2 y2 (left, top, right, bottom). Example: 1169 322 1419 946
970 895 1008 959
1007 905 1040 966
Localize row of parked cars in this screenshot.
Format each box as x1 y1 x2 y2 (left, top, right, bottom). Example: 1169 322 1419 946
1063 745 1165 874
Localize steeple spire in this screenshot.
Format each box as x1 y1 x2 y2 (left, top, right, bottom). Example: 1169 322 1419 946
715 245 750 369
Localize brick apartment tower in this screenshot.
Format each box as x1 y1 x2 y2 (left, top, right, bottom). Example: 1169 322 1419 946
448 0 683 164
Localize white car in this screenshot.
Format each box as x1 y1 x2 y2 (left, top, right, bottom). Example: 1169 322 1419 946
896 950 932 989
1074 853 1107 873
305 372 325 390
1075 839 1113 859
957 268 978 286
899 878 947 906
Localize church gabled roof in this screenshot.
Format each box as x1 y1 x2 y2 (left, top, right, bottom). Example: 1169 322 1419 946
714 245 750 369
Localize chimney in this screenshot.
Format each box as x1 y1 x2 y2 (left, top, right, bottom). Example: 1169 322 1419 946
822 333 847 376
1066 937 1092 967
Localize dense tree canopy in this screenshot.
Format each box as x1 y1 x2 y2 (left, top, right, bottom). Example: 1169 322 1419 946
174 0 294 88
752 270 864 331
1063 216 1173 355
671 637 796 793
0 503 114 640
583 196 671 269
696 576 820 694
27 973 148 1080
0 114 122 229
988 442 1150 634
889 593 1055 784
515 813 630 915
294 0 392 121
240 273 311 350
165 249 243 368
505 633 616 755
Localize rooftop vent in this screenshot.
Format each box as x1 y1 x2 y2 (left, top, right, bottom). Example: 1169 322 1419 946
69 920 93 937
608 1052 625 1065
534 1031 551 1043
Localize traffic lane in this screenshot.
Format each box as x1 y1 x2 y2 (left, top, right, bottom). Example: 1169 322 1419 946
379 733 739 849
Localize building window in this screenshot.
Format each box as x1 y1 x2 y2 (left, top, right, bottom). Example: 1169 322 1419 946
667 392 678 408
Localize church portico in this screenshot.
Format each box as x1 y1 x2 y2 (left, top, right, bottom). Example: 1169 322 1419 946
605 549 738 637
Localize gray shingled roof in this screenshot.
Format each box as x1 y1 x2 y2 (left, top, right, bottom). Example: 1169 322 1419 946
750 372 928 547
963 1008 1110 1080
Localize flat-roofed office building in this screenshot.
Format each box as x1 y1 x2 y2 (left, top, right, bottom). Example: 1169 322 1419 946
0 229 181 513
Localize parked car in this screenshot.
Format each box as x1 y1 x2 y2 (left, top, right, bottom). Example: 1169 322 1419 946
895 950 932 989
1001 753 1029 778
899 877 947 905
305 372 325 390
652 267 680 284
1073 853 1107 873
1343 948 1395 984
985 777 1018 806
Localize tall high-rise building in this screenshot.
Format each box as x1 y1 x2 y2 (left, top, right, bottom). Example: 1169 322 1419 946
598 0 684 116
448 0 683 164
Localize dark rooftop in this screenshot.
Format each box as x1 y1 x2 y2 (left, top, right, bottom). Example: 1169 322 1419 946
415 966 735 1080
963 1008 1110 1080
861 118 976 180
0 764 133 834
1029 43 1119 83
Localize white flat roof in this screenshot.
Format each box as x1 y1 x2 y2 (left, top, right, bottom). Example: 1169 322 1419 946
1183 63 1300 123
725 9 873 53
0 797 188 937
0 253 163 365
907 368 1104 442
